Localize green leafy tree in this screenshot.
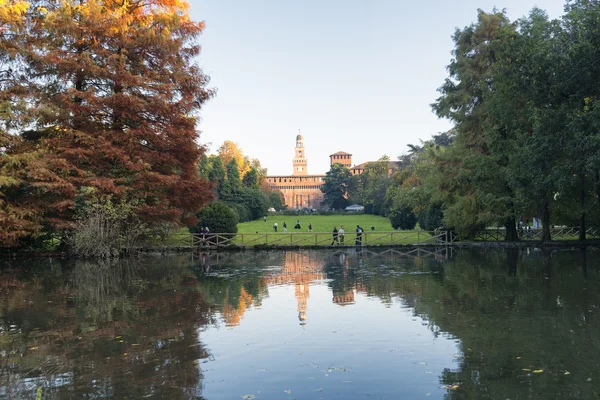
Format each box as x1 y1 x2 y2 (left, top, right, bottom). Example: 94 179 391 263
352 156 393 215
194 202 238 234
390 207 417 230
241 188 269 220
321 163 353 210
208 155 226 198
268 190 286 211
431 9 521 240
242 168 259 188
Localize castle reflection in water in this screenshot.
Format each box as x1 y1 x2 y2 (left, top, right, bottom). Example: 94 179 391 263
197 248 450 326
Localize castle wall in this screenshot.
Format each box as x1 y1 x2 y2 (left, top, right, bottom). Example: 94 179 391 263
267 175 325 209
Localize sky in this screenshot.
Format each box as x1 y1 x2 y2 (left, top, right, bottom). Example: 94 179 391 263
190 0 566 175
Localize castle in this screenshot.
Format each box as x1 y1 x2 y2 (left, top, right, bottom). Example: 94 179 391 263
266 134 399 209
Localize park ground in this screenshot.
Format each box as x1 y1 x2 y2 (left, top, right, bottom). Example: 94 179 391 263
237 214 393 234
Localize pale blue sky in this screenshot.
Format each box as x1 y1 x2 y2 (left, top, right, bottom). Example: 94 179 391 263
190 0 566 175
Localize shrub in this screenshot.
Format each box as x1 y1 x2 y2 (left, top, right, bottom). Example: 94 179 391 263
228 202 251 223
419 204 444 231
70 198 148 258
193 202 238 234
390 207 418 230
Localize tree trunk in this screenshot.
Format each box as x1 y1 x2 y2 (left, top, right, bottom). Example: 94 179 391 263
504 216 519 241
579 173 586 241
581 247 588 280
541 199 551 241
506 247 518 276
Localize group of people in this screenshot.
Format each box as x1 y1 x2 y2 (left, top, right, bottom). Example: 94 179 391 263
518 216 531 239
331 225 364 246
272 220 312 232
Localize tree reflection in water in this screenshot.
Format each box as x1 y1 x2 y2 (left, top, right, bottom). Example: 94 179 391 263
0 256 214 399
2 247 600 399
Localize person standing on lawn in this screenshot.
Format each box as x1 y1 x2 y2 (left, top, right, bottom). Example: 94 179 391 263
331 226 339 245
338 226 345 244
355 225 363 245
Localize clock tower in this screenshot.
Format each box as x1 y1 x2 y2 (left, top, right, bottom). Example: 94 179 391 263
293 133 308 176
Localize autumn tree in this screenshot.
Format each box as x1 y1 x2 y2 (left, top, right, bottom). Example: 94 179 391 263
1 0 214 246
217 140 251 177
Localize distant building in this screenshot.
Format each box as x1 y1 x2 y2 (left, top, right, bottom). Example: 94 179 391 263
350 161 401 176
267 134 396 209
266 134 326 209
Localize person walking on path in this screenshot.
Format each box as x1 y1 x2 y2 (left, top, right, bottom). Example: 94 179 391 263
331 227 339 245
273 222 278 232
283 222 287 232
339 226 345 245
355 225 363 246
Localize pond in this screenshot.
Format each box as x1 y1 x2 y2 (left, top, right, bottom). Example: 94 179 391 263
1 247 599 399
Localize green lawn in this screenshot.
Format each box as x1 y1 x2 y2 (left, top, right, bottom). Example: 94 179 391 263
162 215 443 247
238 214 393 234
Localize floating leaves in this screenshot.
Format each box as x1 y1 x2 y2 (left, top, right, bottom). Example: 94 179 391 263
442 384 459 390
242 395 255 400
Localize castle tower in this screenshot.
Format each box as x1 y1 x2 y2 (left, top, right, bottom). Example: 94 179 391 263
293 133 308 176
329 151 353 168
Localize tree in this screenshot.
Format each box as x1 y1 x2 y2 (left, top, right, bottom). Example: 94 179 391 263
221 159 242 202
240 188 269 220
431 9 521 240
321 163 353 210
194 202 238 234
2 0 214 245
218 140 251 177
267 190 286 211
207 155 225 198
352 156 393 215
390 207 417 230
242 168 259 188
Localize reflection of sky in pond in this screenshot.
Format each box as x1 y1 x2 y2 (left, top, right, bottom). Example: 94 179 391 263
200 282 459 399
4 248 600 399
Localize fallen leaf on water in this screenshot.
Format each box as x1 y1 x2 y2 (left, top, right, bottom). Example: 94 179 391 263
564 371 571 375
284 390 292 394
30 347 39 350
132 344 140 346
119 340 124 343
516 357 521 360
242 395 255 400
532 370 544 373
522 369 531 372
453 355 461 359
116 336 122 339
441 384 459 390
587 378 592 382
123 353 127 356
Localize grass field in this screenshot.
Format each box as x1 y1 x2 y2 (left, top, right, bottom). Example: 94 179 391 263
237 214 394 234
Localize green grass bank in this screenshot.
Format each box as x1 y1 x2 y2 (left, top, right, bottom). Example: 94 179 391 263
237 214 393 233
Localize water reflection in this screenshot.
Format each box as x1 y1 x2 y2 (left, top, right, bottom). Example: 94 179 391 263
1 247 599 399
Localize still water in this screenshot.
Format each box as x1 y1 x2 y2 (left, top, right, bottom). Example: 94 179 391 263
1 247 598 399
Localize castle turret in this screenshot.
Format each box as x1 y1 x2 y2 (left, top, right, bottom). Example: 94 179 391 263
329 151 352 168
293 133 308 176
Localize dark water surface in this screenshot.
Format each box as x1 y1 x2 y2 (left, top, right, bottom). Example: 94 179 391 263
1 247 599 399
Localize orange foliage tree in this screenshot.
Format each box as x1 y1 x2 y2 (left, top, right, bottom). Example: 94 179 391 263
1 0 214 246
